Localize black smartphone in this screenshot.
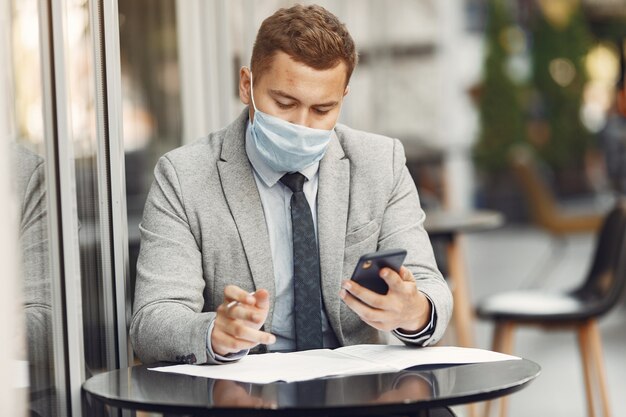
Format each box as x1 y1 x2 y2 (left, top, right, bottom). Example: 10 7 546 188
349 249 407 295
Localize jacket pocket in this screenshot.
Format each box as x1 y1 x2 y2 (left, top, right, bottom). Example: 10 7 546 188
343 221 379 279
345 220 379 249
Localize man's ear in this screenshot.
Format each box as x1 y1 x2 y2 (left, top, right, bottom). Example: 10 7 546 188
343 85 350 97
617 87 626 118
239 66 252 105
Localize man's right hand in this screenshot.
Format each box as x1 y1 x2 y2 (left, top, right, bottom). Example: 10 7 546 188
211 286 276 357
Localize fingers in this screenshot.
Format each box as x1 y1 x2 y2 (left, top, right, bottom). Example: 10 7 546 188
340 266 413 309
218 288 271 327
340 279 388 309
215 318 276 345
212 320 276 356
398 266 415 282
221 287 271 325
224 285 256 305
253 288 270 309
218 301 263 325
212 286 275 356
378 267 404 290
339 289 394 332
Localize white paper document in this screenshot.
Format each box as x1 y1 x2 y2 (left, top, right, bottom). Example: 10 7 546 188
149 345 520 384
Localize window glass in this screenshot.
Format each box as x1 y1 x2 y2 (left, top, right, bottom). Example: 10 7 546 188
8 1 59 415
63 0 120 381
9 1 123 415
118 0 182 299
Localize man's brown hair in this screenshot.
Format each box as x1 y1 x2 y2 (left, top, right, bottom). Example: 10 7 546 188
250 4 357 85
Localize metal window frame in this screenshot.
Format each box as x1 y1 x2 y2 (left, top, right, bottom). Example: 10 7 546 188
100 2 132 367
89 0 132 370
39 0 131 415
38 0 85 415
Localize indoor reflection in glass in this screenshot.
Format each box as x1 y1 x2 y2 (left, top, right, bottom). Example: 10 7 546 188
10 142 54 417
9 1 57 416
118 0 181 298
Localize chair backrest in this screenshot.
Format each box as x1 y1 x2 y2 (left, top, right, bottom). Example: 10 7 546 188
509 145 602 235
574 199 626 314
509 146 559 229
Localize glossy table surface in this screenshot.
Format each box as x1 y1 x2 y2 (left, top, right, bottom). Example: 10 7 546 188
424 209 504 237
82 359 540 416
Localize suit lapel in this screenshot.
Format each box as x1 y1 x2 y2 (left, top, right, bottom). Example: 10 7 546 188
317 133 350 345
217 110 276 330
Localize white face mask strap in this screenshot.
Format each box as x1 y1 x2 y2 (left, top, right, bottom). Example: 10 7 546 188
248 68 258 111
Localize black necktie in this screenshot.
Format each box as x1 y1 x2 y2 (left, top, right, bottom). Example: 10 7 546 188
280 172 323 351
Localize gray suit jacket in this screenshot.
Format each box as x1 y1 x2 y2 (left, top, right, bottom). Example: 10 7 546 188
130 109 452 364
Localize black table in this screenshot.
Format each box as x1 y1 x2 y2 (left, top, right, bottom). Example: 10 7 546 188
82 359 539 416
424 210 504 237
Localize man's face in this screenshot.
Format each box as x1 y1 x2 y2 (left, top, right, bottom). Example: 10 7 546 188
239 51 349 130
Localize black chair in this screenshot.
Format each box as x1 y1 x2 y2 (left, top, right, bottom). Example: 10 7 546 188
476 199 626 417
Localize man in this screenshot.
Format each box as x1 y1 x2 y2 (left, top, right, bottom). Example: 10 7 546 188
130 4 452 365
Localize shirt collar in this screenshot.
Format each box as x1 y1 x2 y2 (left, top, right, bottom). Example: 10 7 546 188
245 121 321 188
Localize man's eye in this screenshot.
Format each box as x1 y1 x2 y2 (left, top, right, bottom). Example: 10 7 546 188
313 108 330 115
276 102 294 109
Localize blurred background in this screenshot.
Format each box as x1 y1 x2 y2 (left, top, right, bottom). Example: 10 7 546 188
2 0 625 416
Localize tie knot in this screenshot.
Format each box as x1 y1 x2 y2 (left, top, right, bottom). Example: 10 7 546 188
280 172 306 193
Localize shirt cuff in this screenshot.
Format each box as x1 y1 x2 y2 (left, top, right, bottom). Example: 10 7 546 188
206 318 249 363
392 293 436 344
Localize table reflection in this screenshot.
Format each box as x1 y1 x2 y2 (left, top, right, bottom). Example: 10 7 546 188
212 380 277 409
209 372 441 409
125 364 456 410
372 372 435 404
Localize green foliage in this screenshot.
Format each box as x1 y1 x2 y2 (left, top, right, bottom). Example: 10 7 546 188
530 5 594 169
474 0 525 173
475 0 596 174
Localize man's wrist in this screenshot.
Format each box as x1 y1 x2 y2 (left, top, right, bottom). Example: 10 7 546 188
206 319 248 363
395 292 436 338
398 291 432 334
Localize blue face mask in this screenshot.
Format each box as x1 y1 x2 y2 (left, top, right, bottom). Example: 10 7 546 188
249 72 335 173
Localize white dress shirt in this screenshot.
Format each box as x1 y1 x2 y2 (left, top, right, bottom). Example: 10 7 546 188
244 122 340 351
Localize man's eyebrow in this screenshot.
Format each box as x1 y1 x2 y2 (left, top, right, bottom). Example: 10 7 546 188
269 89 299 102
268 89 339 107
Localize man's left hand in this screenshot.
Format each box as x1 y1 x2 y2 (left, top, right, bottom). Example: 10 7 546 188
339 266 431 333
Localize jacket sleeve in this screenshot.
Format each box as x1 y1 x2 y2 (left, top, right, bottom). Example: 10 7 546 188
378 139 452 346
130 155 216 364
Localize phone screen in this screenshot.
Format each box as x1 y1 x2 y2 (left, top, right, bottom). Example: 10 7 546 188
350 249 407 295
